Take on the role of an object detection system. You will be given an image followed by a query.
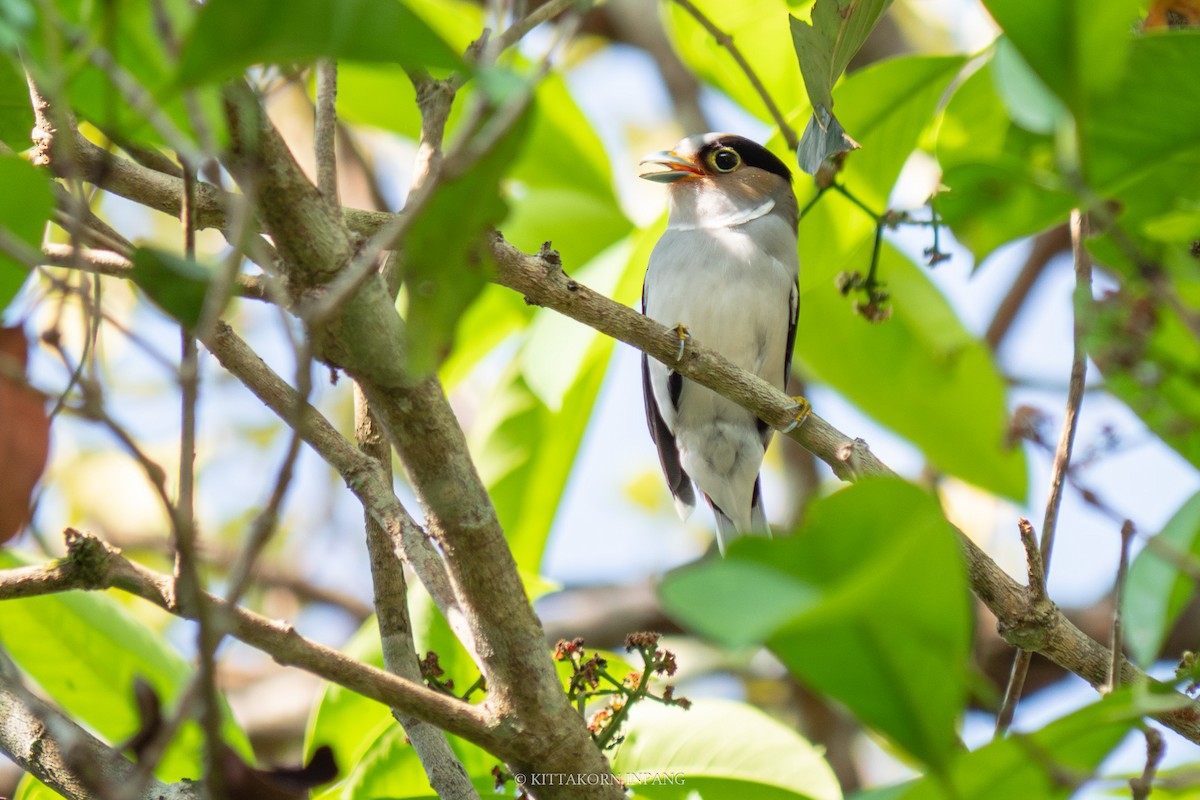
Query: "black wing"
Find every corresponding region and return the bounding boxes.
[784,278,799,385]
[641,284,695,513]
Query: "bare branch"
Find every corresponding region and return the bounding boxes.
[985,224,1071,350]
[39,244,270,301]
[995,209,1093,736]
[354,387,481,800]
[1130,726,1165,800]
[493,0,579,54]
[200,322,471,650]
[1107,520,1136,694]
[314,60,339,207]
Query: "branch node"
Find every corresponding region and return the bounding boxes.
[537,241,562,270]
[63,528,116,587]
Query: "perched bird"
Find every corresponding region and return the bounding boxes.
[638,132,808,555]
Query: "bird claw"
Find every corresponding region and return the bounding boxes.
[672,323,690,362]
[781,395,812,433]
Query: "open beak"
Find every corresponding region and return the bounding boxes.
[638,150,703,183]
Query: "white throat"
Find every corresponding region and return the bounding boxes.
[667,196,776,231]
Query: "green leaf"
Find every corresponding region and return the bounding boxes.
[896,689,1176,800]
[790,0,895,114]
[661,479,972,768]
[177,0,462,85]
[832,54,967,209]
[798,243,1028,500]
[399,106,530,377]
[0,154,53,312]
[613,699,842,800]
[796,105,860,176]
[934,57,1072,263]
[666,0,806,128]
[0,549,250,781]
[0,55,33,149]
[1124,490,1200,666]
[129,247,217,330]
[20,0,225,150]
[981,0,1141,115]
[937,159,1074,263]
[1082,32,1200,192]
[990,36,1068,135]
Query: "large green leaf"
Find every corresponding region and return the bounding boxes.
[799,243,1028,500]
[613,699,842,800]
[1082,32,1200,190]
[0,550,250,781]
[0,55,33,149]
[661,479,971,768]
[790,0,894,114]
[829,54,966,210]
[981,0,1141,116]
[665,0,806,128]
[177,0,462,85]
[935,56,1072,263]
[896,689,1177,800]
[1124,490,1200,666]
[0,154,53,312]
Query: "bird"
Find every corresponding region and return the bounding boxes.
[638,132,808,555]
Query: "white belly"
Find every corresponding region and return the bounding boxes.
[643,217,796,529]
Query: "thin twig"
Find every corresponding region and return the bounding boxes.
[671,0,799,151]
[493,0,580,55]
[171,161,228,800]
[1107,520,1136,694]
[1130,726,1165,800]
[315,60,339,208]
[994,210,1092,738]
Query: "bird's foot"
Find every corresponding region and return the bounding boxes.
[672,323,690,362]
[781,395,812,433]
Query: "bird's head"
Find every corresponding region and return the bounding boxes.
[638,133,796,230]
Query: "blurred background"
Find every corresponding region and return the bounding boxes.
[4,0,1199,794]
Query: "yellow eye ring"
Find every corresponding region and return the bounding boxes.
[707,147,741,173]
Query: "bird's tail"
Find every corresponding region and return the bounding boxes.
[708,477,771,556]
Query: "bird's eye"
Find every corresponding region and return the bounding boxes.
[708,147,741,173]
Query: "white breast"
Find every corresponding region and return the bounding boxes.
[642,213,797,530]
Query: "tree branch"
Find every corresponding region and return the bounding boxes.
[482,232,1200,746]
[0,532,502,753]
[354,386,480,800]
[996,210,1093,736]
